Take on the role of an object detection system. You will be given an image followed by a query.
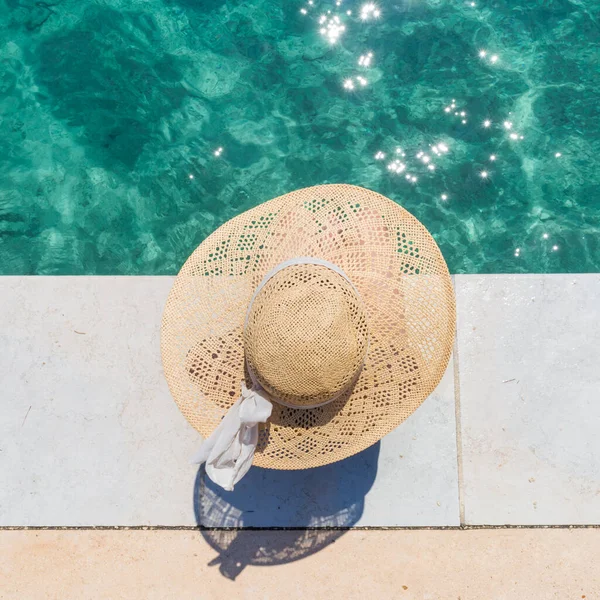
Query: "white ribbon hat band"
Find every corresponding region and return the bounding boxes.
[191,257,361,490]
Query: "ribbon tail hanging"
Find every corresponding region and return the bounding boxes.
[191,383,272,491]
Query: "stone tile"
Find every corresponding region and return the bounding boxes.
[2,529,599,597]
[0,277,199,526]
[197,357,459,527]
[456,274,600,525]
[0,277,458,527]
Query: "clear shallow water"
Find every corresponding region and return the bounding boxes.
[1,0,599,274]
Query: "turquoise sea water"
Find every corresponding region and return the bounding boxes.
[1,0,599,274]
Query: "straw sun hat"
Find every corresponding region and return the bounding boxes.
[161,184,455,490]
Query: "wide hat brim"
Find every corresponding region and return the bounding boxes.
[161,184,455,469]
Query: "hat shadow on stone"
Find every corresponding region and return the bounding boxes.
[193,441,379,580]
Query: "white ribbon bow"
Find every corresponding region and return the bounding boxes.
[191,382,273,491]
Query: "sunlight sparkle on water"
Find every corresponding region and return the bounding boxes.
[387,160,406,174]
[360,3,381,20]
[343,76,368,90]
[358,52,373,67]
[431,142,449,156]
[320,15,345,44]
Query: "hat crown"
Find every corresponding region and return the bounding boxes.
[244,264,368,408]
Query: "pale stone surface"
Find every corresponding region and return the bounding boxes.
[0,277,459,527]
[1,529,599,598]
[0,277,199,526]
[456,274,600,525]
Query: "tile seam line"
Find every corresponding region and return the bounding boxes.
[451,277,465,525]
[2,525,600,531]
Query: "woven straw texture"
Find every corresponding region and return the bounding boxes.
[161,184,455,469]
[245,264,369,408]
